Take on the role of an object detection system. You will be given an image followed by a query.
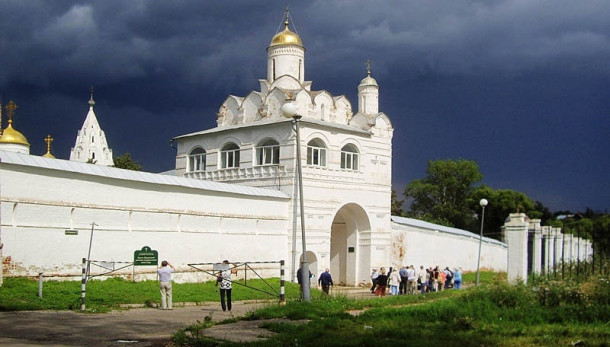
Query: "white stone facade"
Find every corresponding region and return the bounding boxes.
[173,16,393,285]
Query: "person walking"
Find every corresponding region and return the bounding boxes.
[399,266,408,295]
[296,267,312,299]
[318,268,334,294]
[218,260,232,311]
[407,265,417,295]
[418,266,428,294]
[157,260,174,310]
[370,269,379,293]
[453,268,463,290]
[389,268,401,295]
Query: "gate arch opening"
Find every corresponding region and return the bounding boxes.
[330,203,371,286]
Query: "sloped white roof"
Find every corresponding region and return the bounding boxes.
[0,150,289,199]
[391,215,507,247]
[174,117,370,140]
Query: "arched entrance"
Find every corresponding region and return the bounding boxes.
[330,203,371,286]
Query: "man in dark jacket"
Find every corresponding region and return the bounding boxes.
[318,268,334,294]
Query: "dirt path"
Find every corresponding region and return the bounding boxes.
[0,301,269,346]
[0,287,385,346]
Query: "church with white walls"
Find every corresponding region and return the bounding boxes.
[0,12,515,287]
[172,14,394,284]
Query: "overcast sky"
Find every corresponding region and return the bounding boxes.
[0,1,608,213]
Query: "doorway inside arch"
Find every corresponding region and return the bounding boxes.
[299,251,318,286]
[330,203,371,286]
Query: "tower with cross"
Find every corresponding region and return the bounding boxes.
[69,87,114,166]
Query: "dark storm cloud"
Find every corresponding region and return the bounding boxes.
[0,1,608,211]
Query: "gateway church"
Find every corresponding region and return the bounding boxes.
[0,12,509,286]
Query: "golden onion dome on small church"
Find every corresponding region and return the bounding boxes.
[0,124,30,146]
[0,100,30,146]
[270,10,303,47]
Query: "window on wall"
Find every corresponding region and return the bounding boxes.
[341,144,359,171]
[307,139,327,167]
[221,143,240,169]
[256,139,280,166]
[188,147,206,172]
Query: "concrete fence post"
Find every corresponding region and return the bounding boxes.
[529,219,542,276]
[542,226,551,276]
[504,213,530,284]
[38,272,43,298]
[554,228,563,274]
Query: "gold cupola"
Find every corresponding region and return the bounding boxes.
[269,9,303,47]
[0,100,30,147]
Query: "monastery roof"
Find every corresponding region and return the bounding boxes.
[0,150,289,200]
[391,215,507,248]
[175,117,371,140]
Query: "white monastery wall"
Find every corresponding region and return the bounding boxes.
[0,151,289,282]
[391,216,508,272]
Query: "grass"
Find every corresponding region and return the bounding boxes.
[3,270,609,345]
[0,277,301,312]
[0,270,496,312]
[173,271,610,346]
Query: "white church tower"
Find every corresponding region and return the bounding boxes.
[70,87,114,166]
[173,10,393,286]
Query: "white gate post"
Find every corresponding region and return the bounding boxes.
[529,219,542,276]
[504,213,529,284]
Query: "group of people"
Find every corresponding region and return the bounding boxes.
[156,259,234,311]
[159,260,337,312]
[370,265,463,296]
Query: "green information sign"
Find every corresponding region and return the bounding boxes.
[134,246,158,266]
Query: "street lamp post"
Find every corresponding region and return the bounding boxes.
[475,198,488,286]
[281,101,310,301]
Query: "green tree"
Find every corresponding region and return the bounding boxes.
[391,189,405,216]
[113,153,142,171]
[404,159,483,229]
[470,186,541,240]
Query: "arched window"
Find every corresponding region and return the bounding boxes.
[221,142,240,169]
[188,147,206,172]
[256,139,280,166]
[341,144,359,171]
[307,139,327,167]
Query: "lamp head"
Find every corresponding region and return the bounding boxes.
[281,102,297,119]
[479,198,488,207]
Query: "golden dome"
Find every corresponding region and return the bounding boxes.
[270,22,303,47]
[0,123,30,146]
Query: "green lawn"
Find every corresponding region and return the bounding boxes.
[0,277,300,312]
[174,273,610,346]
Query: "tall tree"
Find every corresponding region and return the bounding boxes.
[404,159,483,229]
[113,153,142,171]
[470,185,541,240]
